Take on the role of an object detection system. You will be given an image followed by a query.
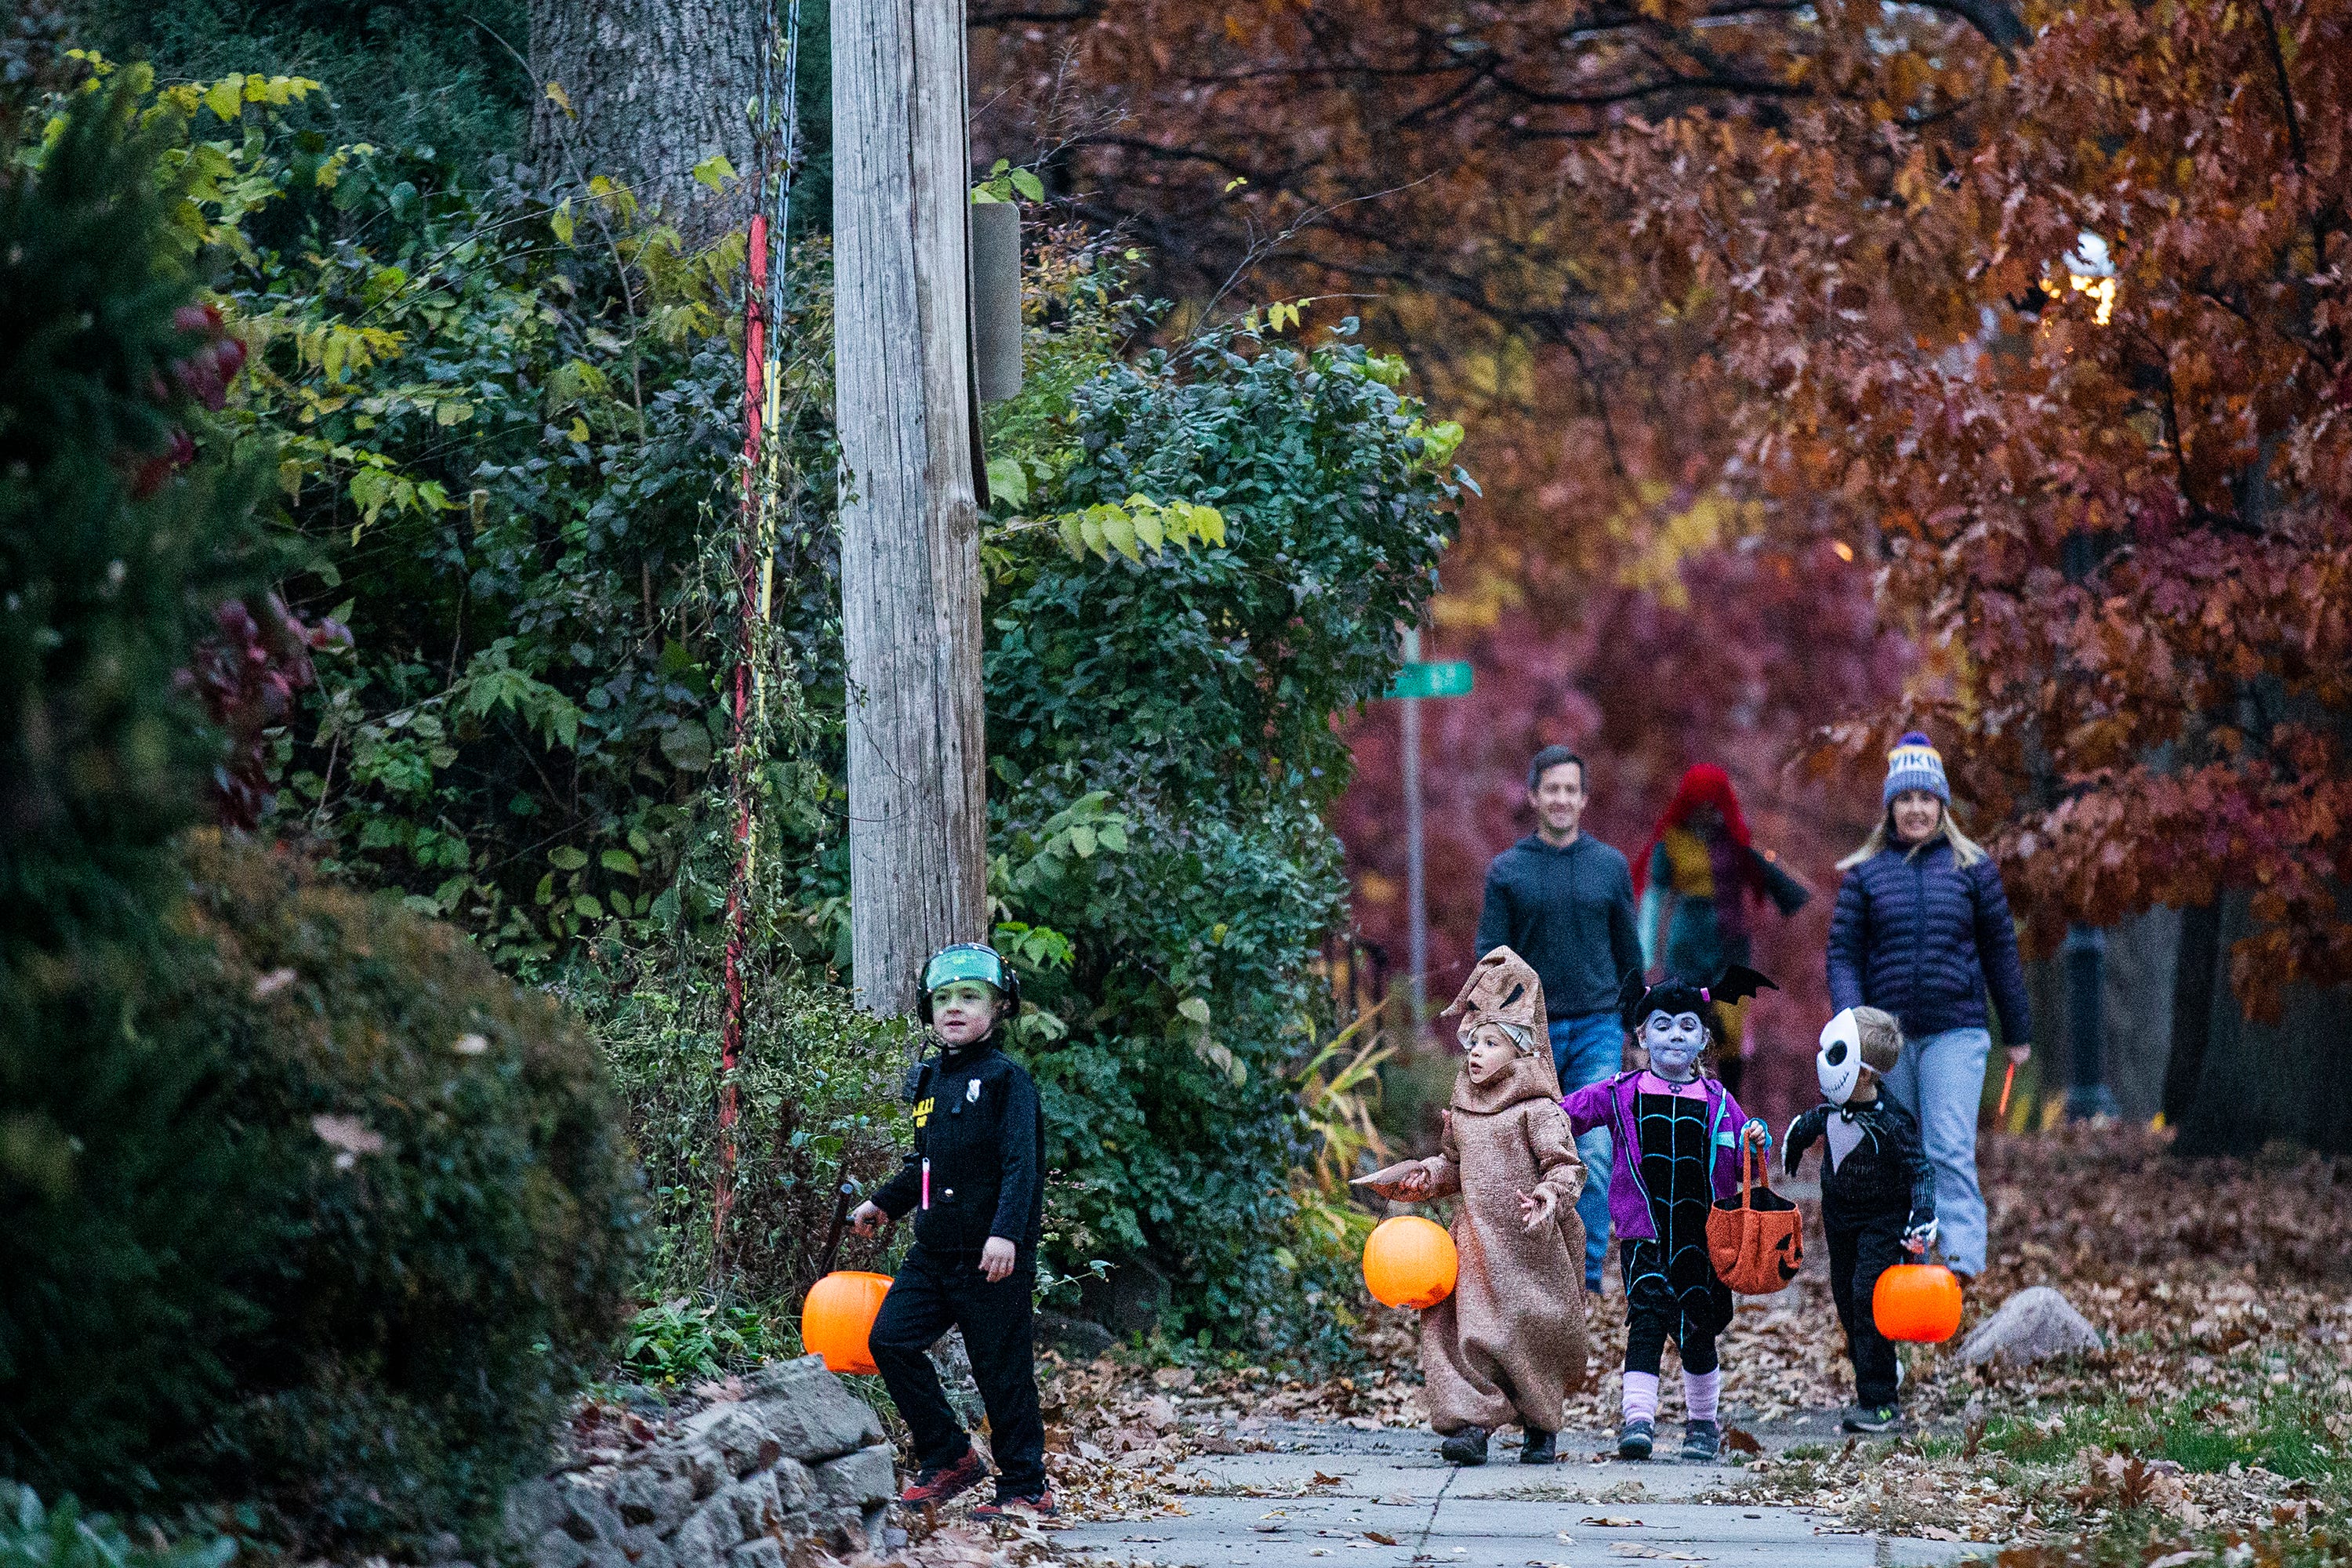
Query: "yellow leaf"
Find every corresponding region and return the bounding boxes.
[568,417,590,443]
[1133,503,1165,552]
[543,80,575,118]
[1078,514,1108,560]
[1058,515,1086,558]
[203,77,241,122]
[1102,511,1141,562]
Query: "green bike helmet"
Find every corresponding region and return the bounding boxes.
[917,942,1018,1020]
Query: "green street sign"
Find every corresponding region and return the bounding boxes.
[1386,660,1474,700]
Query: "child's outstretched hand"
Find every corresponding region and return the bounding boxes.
[1396,1165,1434,1200]
[1517,1187,1558,1233]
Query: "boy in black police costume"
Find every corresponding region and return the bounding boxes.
[849,943,1052,1519]
[1780,1006,1937,1435]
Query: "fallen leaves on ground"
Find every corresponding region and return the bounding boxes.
[1706,1130,2352,1547]
[1033,1128,2350,1549]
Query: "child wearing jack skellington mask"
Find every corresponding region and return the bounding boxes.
[1563,968,1775,1464]
[1782,1007,1938,1435]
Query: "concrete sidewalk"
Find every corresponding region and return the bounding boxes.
[1056,1422,1990,1568]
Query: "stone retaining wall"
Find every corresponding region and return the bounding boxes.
[510,1357,896,1568]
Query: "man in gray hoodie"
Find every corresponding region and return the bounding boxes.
[1474,745,1642,1292]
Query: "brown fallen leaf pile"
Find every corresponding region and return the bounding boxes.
[1704,1129,2352,1545]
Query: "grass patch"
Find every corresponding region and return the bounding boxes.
[1983,1386,2348,1482]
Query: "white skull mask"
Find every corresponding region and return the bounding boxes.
[1817,1009,1864,1105]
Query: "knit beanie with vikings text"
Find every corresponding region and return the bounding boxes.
[1883,731,1950,806]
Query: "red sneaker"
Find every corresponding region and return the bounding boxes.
[970,1490,1057,1523]
[898,1446,989,1506]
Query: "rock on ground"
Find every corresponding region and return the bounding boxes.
[1958,1286,2104,1371]
[510,1355,895,1568]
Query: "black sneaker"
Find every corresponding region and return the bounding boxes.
[1519,1428,1558,1465]
[1681,1419,1720,1462]
[899,1446,989,1505]
[970,1490,1057,1523]
[1439,1426,1490,1466]
[1842,1403,1901,1434]
[1617,1417,1654,1460]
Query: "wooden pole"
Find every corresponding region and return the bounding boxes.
[833,0,988,1015]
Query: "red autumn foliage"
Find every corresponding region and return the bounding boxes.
[981,0,2349,1027]
[1596,0,2352,1017]
[180,594,349,832]
[136,302,348,831]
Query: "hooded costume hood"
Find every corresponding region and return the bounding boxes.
[1443,947,1563,1112]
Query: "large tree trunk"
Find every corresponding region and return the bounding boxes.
[833,0,988,1014]
[528,0,760,241]
[2171,890,2352,1157]
[2161,898,2221,1126]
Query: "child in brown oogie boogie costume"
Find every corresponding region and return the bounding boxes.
[1356,948,1592,1467]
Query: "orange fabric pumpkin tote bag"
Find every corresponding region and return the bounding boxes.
[1707,1145,1804,1294]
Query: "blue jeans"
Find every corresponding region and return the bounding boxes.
[1548,1013,1623,1290]
[1880,1025,1992,1277]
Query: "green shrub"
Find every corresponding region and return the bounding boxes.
[619,1298,800,1388]
[588,949,909,1293]
[0,1486,233,1568]
[164,833,642,1554]
[0,49,278,1513]
[2,60,640,1554]
[978,307,1461,1343]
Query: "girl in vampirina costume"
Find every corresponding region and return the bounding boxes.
[1634,766,1811,1098]
[1563,967,1774,1463]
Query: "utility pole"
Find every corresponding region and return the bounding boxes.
[833,0,988,1015]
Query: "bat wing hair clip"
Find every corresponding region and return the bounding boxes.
[1619,964,1779,1029]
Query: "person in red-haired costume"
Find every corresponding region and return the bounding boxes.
[1634,765,1812,1098]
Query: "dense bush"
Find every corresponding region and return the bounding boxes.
[3,56,640,1555]
[590,951,909,1291]
[0,1486,232,1568]
[981,310,1461,1340]
[1,47,280,1507]
[170,833,641,1553]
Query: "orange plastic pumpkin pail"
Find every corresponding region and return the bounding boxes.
[1872,1262,1964,1343]
[1363,1214,1459,1310]
[802,1269,894,1374]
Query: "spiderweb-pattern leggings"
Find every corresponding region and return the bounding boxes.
[1620,1091,1733,1378]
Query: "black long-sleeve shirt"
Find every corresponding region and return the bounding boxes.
[872,1038,1045,1256]
[1475,833,1642,1018]
[1783,1096,1936,1234]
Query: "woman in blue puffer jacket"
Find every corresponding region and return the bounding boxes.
[1826,733,2032,1283]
